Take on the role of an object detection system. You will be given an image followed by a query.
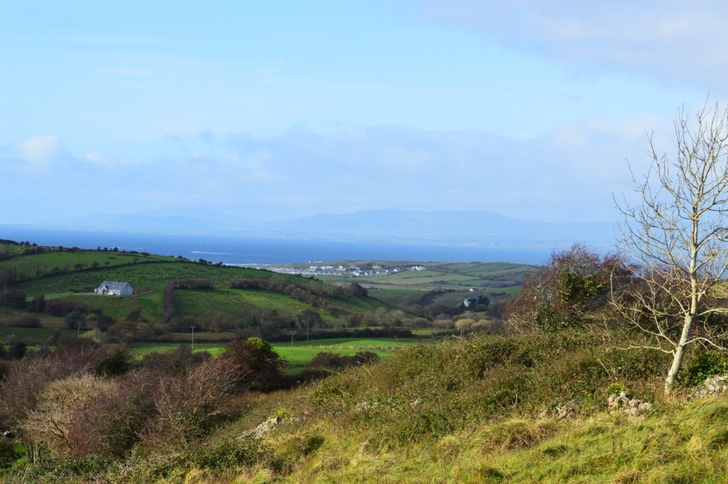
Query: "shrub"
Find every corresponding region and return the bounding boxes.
[7,341,26,360]
[93,313,116,332]
[505,244,626,332]
[0,350,99,435]
[682,350,728,387]
[67,372,156,458]
[347,283,368,297]
[433,319,455,329]
[149,358,238,445]
[0,290,26,310]
[20,374,114,457]
[64,311,87,331]
[2,314,41,328]
[126,308,142,322]
[105,320,145,342]
[28,294,45,313]
[455,318,476,332]
[55,335,98,351]
[221,337,282,391]
[91,345,130,377]
[45,300,83,317]
[140,345,210,377]
[0,437,20,468]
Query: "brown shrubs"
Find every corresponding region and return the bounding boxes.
[66,372,157,458]
[0,349,97,431]
[21,374,113,457]
[150,358,238,444]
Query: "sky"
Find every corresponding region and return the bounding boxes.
[0,0,723,224]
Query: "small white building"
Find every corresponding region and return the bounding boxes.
[95,281,134,296]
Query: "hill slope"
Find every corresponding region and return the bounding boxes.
[5,330,727,483]
[0,246,405,338]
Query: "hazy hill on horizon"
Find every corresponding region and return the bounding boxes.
[38,209,616,250]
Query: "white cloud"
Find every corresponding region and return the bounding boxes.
[18,135,64,165]
[0,120,669,224]
[421,0,728,90]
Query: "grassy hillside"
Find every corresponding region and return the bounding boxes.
[4,254,396,322]
[7,330,727,483]
[0,247,173,275]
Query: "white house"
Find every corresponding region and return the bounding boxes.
[94,281,134,296]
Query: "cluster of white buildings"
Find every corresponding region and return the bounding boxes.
[268,264,427,277]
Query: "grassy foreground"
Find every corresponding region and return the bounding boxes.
[258,397,728,483]
[11,330,724,483]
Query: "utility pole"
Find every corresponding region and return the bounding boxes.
[290,330,296,360]
[77,321,82,337]
[190,325,196,351]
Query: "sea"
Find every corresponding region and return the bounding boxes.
[0,226,553,266]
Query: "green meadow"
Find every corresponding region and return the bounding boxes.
[129,337,421,366]
[306,260,533,296]
[6,252,400,322]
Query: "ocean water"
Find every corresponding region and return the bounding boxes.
[0,226,552,265]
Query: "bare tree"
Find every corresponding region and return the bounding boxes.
[615,101,728,395]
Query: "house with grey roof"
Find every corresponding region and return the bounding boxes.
[94,281,134,296]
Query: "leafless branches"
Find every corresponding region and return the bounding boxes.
[615,101,728,395]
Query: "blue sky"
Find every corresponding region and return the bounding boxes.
[0,1,720,224]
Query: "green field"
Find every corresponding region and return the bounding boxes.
[0,248,175,279]
[0,326,75,345]
[129,337,422,366]
[304,260,533,294]
[6,254,401,322]
[131,342,227,357]
[270,337,419,365]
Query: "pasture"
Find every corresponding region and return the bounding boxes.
[7,256,398,321]
[129,337,422,366]
[303,260,533,294]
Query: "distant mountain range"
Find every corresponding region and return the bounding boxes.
[39,209,617,250]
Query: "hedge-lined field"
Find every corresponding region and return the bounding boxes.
[129,337,422,366]
[5,253,401,322]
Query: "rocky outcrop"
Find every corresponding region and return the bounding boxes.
[556,401,580,420]
[241,416,283,439]
[608,391,652,416]
[537,401,580,420]
[695,375,728,397]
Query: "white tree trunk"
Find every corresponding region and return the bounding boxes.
[664,313,693,395]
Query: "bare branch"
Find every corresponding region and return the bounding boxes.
[614,99,728,396]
